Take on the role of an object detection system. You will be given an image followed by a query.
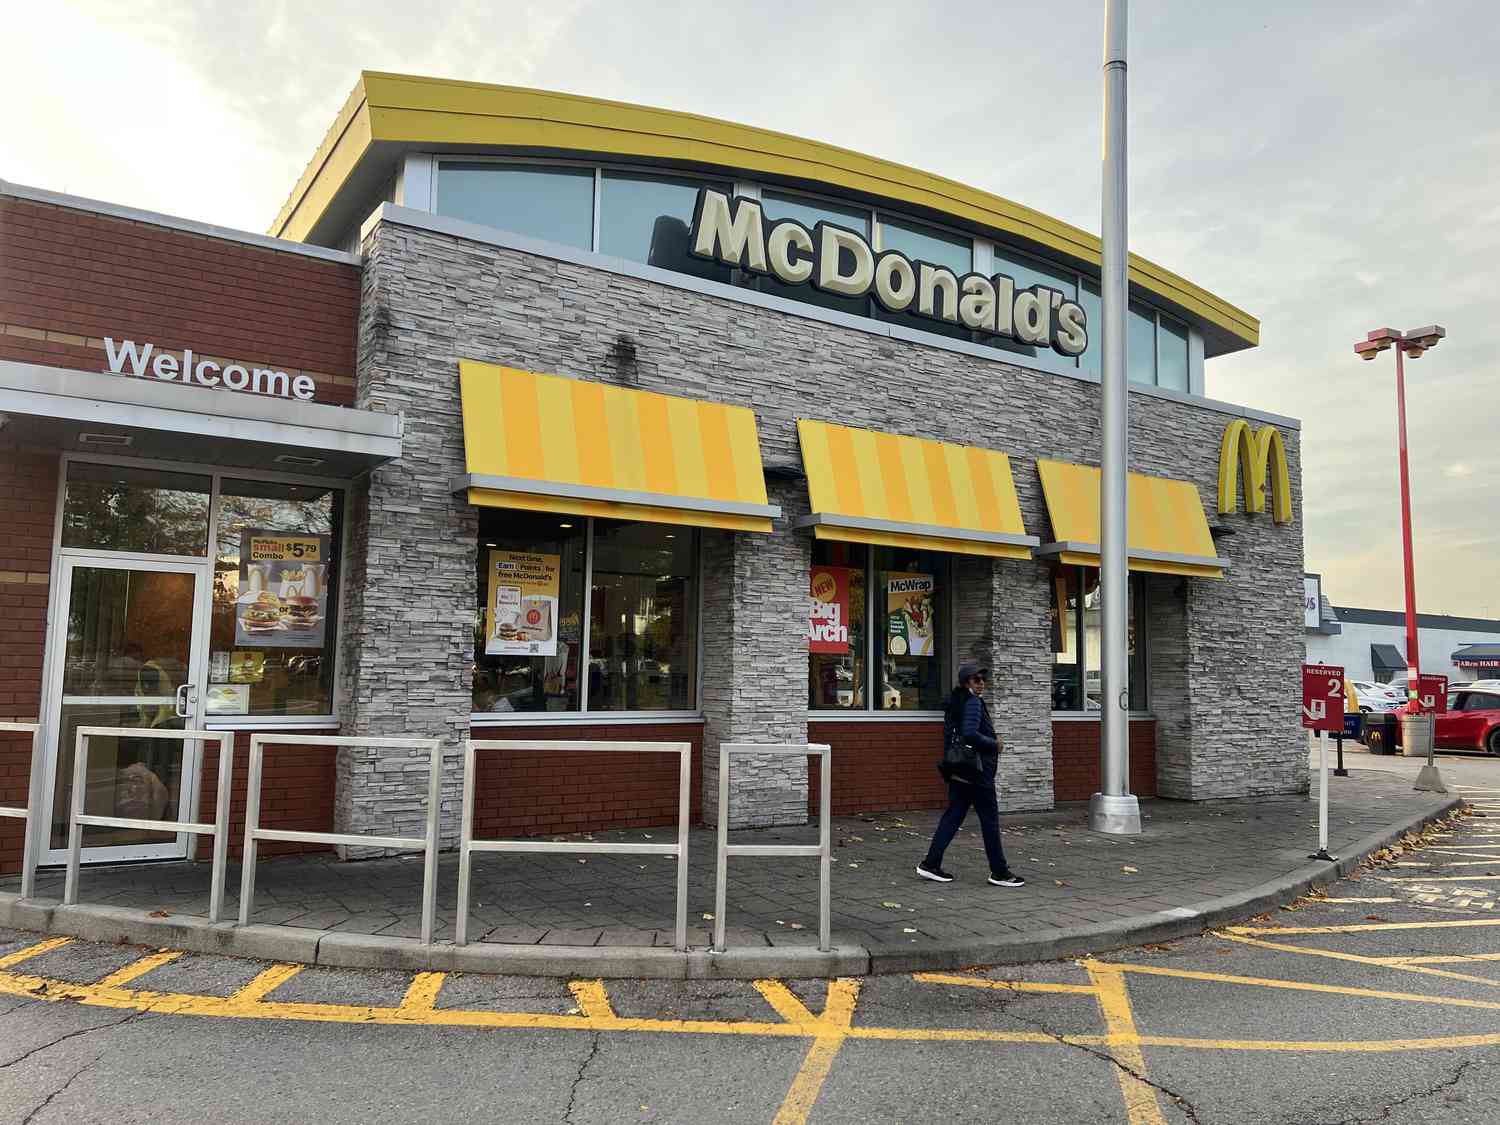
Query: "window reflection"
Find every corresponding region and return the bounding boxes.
[875,217,972,342]
[1128,302,1158,385]
[589,521,697,711]
[1053,566,1148,712]
[62,463,210,556]
[600,171,730,282]
[1157,315,1190,392]
[759,192,871,318]
[436,163,594,250]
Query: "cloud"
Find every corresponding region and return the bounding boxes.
[1443,463,1475,479]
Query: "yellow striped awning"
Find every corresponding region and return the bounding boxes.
[1035,459,1226,578]
[794,420,1038,559]
[455,361,779,532]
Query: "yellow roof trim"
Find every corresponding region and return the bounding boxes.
[458,360,776,533]
[273,71,1257,350]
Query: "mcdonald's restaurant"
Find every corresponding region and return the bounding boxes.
[0,72,1307,879]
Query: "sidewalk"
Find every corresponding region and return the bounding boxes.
[0,768,1463,978]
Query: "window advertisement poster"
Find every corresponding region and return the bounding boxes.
[809,565,852,654]
[235,530,330,648]
[1303,574,1321,630]
[485,550,561,656]
[886,572,935,657]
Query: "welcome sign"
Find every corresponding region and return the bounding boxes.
[689,188,1088,357]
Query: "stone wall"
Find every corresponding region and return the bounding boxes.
[339,213,1305,837]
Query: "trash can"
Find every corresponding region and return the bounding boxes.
[1363,712,1400,755]
[1401,712,1435,759]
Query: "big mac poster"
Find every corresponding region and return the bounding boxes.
[809,565,852,653]
[234,530,331,648]
[485,550,561,656]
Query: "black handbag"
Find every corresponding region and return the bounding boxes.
[941,723,981,781]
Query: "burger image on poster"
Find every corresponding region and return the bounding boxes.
[887,574,935,658]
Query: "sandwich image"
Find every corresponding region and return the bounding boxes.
[282,595,320,630]
[240,591,284,632]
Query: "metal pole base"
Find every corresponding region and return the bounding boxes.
[1088,792,1142,835]
[1308,849,1339,862]
[1413,764,1448,794]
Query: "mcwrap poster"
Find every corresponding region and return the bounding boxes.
[486,550,561,656]
[234,530,330,648]
[808,565,852,654]
[886,572,935,657]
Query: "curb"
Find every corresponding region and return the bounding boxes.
[0,797,1463,979]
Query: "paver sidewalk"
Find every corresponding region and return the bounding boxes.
[0,768,1461,973]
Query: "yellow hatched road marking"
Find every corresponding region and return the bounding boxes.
[96,950,183,988]
[0,937,72,969]
[754,980,819,1026]
[399,972,447,1016]
[1217,932,1500,990]
[1398,859,1500,867]
[1381,952,1500,966]
[1084,961,1168,1125]
[567,979,618,1020]
[227,963,304,1004]
[1227,918,1500,936]
[1322,897,1398,904]
[1112,961,1500,1011]
[1381,875,1500,883]
[913,971,1098,995]
[772,979,861,1125]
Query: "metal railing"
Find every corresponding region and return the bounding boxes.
[65,726,235,922]
[714,742,832,953]
[0,722,42,899]
[240,734,443,944]
[457,739,692,950]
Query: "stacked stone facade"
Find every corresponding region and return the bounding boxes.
[338,212,1306,839]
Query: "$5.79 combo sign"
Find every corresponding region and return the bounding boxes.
[1301,664,1345,732]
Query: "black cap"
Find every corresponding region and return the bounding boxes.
[957,663,989,685]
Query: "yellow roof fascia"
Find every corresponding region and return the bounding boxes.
[273,71,1258,349]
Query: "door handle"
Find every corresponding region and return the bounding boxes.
[174,683,196,719]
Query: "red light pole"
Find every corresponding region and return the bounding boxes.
[1353,325,1446,793]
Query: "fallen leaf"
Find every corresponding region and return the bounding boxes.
[1054,879,1069,887]
[702,913,714,921]
[789,923,804,930]
[881,901,903,909]
[902,927,918,934]
[149,910,169,918]
[1122,865,1138,874]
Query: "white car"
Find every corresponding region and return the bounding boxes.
[1350,680,1405,713]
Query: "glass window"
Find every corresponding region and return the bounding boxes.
[1078,279,1102,377]
[875,546,949,711]
[759,191,871,318]
[473,511,586,714]
[211,480,343,717]
[436,163,594,250]
[589,521,697,711]
[599,171,730,283]
[1128,302,1158,385]
[1056,567,1147,713]
[1157,315,1190,392]
[876,216,972,341]
[809,542,868,710]
[62,462,211,556]
[997,246,1077,300]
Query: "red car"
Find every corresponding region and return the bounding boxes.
[1437,684,1500,755]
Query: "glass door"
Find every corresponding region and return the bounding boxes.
[43,557,208,864]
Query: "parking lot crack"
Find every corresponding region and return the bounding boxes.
[20,1050,104,1125]
[0,1009,144,1072]
[562,1031,601,1124]
[1313,1057,1485,1125]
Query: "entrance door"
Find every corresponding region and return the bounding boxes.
[42,557,208,864]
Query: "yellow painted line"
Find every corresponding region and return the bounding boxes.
[95,950,183,989]
[1381,875,1500,883]
[913,972,1098,996]
[1084,961,1167,1125]
[1134,1032,1500,1053]
[1399,859,1500,867]
[1111,961,1500,1012]
[1226,918,1500,936]
[773,979,861,1125]
[846,1026,1067,1044]
[1381,952,1500,966]
[0,937,72,969]
[399,972,447,1016]
[1322,897,1398,904]
[567,979,618,1020]
[228,963,304,1003]
[1216,932,1500,990]
[754,979,819,1026]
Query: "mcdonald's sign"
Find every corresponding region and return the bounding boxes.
[1217,420,1292,524]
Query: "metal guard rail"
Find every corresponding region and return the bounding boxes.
[240,734,444,945]
[0,722,42,899]
[714,742,832,953]
[65,726,234,922]
[457,739,692,950]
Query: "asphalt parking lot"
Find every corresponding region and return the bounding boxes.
[2,783,1498,1124]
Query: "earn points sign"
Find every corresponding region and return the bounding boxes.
[688,188,1089,358]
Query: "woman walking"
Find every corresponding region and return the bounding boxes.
[917,663,1025,887]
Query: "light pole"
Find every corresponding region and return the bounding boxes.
[1089,0,1140,835]
[1353,324,1447,793]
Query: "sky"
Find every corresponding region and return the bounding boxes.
[4,0,1496,617]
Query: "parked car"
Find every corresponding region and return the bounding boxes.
[1350,680,1404,713]
[1436,685,1500,755]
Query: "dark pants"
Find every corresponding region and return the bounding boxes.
[923,759,1009,876]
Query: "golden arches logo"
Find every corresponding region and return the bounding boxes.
[1218,420,1292,524]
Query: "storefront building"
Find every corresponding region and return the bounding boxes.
[1,72,1306,874]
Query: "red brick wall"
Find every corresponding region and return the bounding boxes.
[1052,719,1158,802]
[470,723,704,838]
[196,732,337,859]
[0,450,57,873]
[808,720,948,817]
[0,195,360,406]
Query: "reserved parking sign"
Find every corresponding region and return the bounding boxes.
[1302,664,1345,732]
